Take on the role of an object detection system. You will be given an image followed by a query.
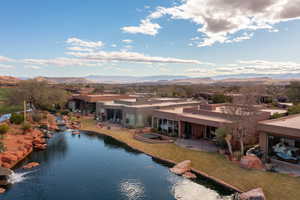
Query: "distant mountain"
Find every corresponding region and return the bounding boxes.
[34,77,93,84]
[85,75,190,83]
[212,73,300,80]
[0,76,20,85]
[15,73,300,85]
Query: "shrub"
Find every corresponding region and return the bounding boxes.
[0,123,9,135]
[32,112,42,123]
[10,113,24,124]
[288,104,300,115]
[270,112,286,119]
[215,127,230,148]
[21,122,32,134]
[0,141,6,153]
[60,110,69,116]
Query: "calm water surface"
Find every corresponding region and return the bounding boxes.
[2,130,234,200]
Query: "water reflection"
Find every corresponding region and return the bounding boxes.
[2,129,234,200]
[119,179,145,200]
[84,131,141,155]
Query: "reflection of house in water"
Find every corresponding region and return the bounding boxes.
[96,98,200,128]
[152,104,271,146]
[258,114,300,168]
[68,94,135,115]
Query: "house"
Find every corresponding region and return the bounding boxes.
[258,114,300,168]
[152,103,271,145]
[96,97,201,128]
[68,94,136,115]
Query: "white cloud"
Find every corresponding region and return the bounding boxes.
[67,46,94,52]
[22,57,103,67]
[124,0,300,46]
[121,19,161,36]
[66,37,104,48]
[111,44,117,48]
[66,50,208,65]
[0,64,14,69]
[186,60,300,76]
[0,56,13,62]
[122,39,133,44]
[24,65,41,70]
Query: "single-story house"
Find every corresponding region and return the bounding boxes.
[96,98,201,128]
[258,114,300,168]
[152,104,271,145]
[68,94,136,115]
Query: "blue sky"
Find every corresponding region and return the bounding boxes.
[1,0,300,77]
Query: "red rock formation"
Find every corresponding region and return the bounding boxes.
[182,171,197,179]
[170,160,192,175]
[239,188,266,200]
[22,162,40,169]
[240,155,265,170]
[0,187,6,194]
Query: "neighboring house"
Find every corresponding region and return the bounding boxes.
[258,114,300,168]
[68,94,136,115]
[96,98,201,128]
[152,103,271,145]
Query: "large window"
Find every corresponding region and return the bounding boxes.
[268,135,300,164]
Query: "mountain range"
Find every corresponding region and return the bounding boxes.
[1,73,300,85]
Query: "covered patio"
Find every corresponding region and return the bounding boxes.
[175,138,219,152]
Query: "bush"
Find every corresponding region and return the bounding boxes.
[0,141,6,153]
[288,104,300,115]
[10,113,24,124]
[0,123,9,135]
[215,127,230,148]
[270,112,286,119]
[32,112,42,123]
[60,110,69,116]
[21,122,32,134]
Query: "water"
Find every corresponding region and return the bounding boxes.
[1,130,234,200]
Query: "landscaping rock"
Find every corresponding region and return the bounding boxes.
[182,171,197,179]
[170,160,191,175]
[239,188,266,200]
[240,155,265,170]
[0,187,6,194]
[22,162,40,169]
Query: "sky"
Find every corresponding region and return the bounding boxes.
[1,0,300,78]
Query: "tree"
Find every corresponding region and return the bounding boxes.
[215,127,233,155]
[6,80,70,111]
[212,93,229,104]
[287,81,300,104]
[222,87,261,155]
[0,123,9,135]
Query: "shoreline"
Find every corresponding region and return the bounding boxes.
[81,127,243,193]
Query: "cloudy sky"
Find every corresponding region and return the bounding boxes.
[1,0,300,78]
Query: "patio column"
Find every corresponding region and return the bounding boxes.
[178,121,183,138]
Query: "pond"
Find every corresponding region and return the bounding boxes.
[2,130,235,200]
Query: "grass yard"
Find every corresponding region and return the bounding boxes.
[81,117,300,200]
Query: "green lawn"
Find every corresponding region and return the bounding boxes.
[81,118,300,200]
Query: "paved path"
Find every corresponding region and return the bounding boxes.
[175,138,219,153]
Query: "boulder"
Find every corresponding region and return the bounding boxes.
[240,155,265,170]
[170,160,191,175]
[22,162,40,169]
[0,187,6,194]
[239,188,266,200]
[182,171,197,179]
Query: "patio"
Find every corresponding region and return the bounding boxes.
[175,138,219,152]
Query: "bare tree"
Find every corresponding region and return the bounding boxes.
[223,87,261,155]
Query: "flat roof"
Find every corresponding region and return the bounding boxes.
[103,100,200,108]
[259,114,300,130]
[157,107,231,124]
